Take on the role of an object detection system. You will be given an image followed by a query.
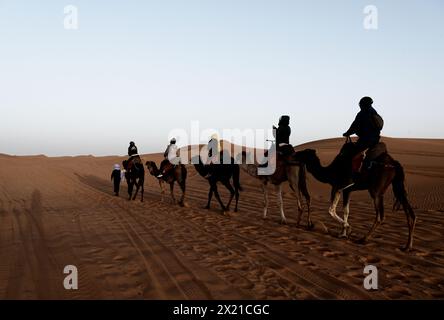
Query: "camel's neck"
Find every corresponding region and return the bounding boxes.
[240,163,259,178]
[149,165,160,177]
[193,162,208,177]
[305,156,333,184]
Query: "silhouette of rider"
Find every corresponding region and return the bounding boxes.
[343,96,382,154]
[342,96,384,188]
[128,141,138,157]
[127,141,139,171]
[273,115,293,156]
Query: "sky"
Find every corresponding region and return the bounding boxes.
[0,0,443,156]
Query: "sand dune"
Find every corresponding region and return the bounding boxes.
[0,137,443,299]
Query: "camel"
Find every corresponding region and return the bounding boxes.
[145,160,187,206]
[192,154,241,213]
[239,151,312,227]
[122,158,144,202]
[293,141,416,251]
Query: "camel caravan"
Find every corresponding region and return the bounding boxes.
[114,97,416,251]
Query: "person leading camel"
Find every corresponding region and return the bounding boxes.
[157,138,180,178]
[111,164,122,196]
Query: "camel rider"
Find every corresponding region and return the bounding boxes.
[128,141,138,157]
[207,134,220,164]
[157,138,180,178]
[342,96,384,188]
[204,134,220,179]
[127,141,140,171]
[273,115,293,156]
[343,96,383,154]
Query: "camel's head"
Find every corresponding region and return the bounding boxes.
[145,161,155,174]
[122,160,128,170]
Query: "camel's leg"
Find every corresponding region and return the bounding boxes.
[329,188,345,225]
[159,180,165,202]
[140,181,144,202]
[401,198,416,251]
[300,184,313,229]
[212,184,227,212]
[179,181,186,206]
[132,182,140,200]
[306,197,313,229]
[360,195,383,243]
[340,190,352,238]
[262,183,269,219]
[276,184,287,224]
[234,186,240,213]
[222,181,235,212]
[205,188,213,209]
[127,182,133,201]
[169,182,176,204]
[287,173,302,225]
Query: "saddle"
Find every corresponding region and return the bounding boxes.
[352,142,388,173]
[128,155,142,172]
[258,144,299,170]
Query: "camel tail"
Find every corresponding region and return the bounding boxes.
[233,165,243,192]
[392,161,412,212]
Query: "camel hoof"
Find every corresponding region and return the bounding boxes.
[401,245,412,252]
[204,205,210,210]
[234,208,238,213]
[356,237,368,245]
[280,219,287,225]
[307,222,315,230]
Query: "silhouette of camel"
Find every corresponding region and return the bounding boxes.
[192,153,241,214]
[145,160,187,206]
[122,158,144,202]
[239,151,311,227]
[293,141,416,251]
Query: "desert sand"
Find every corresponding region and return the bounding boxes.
[0,137,443,299]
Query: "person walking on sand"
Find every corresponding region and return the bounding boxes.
[111,164,122,196]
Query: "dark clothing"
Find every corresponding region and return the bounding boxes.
[274,124,292,157]
[128,145,138,157]
[111,169,121,196]
[344,106,381,140]
[354,135,381,154]
[276,125,291,146]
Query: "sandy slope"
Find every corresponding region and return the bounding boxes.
[0,137,443,299]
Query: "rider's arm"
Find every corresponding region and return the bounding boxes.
[344,114,359,136]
